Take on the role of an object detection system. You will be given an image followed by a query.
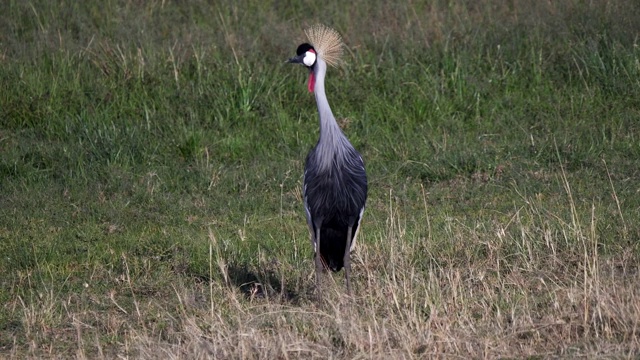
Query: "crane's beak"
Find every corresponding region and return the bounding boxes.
[287,54,305,64]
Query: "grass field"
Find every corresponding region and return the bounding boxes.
[2,0,640,358]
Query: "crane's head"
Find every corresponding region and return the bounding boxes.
[288,43,317,68]
[287,43,318,92]
[287,24,343,93]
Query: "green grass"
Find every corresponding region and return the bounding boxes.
[2,0,640,358]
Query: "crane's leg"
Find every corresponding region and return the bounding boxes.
[344,225,353,295]
[314,225,323,295]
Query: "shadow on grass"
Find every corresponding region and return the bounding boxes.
[228,264,301,301]
[188,262,304,303]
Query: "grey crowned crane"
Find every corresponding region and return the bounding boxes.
[287,25,368,294]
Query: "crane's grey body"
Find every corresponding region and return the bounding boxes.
[304,57,367,271]
[289,36,368,294]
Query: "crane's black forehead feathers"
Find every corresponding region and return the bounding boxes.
[296,43,315,56]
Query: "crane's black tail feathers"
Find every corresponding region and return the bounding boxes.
[319,226,349,272]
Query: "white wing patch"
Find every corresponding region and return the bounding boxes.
[302,172,317,252]
[350,206,365,252]
[304,199,317,252]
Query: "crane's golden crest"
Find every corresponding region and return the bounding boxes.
[305,24,344,68]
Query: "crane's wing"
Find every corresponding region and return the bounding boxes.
[303,146,367,256]
[303,170,317,252]
[346,153,367,252]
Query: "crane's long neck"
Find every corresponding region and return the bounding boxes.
[312,57,349,170]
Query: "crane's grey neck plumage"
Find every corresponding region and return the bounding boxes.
[312,57,350,172]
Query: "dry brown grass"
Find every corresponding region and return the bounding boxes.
[7,182,639,359]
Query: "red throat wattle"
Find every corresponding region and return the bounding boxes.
[308,72,316,93]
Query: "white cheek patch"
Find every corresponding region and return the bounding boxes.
[303,51,316,67]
